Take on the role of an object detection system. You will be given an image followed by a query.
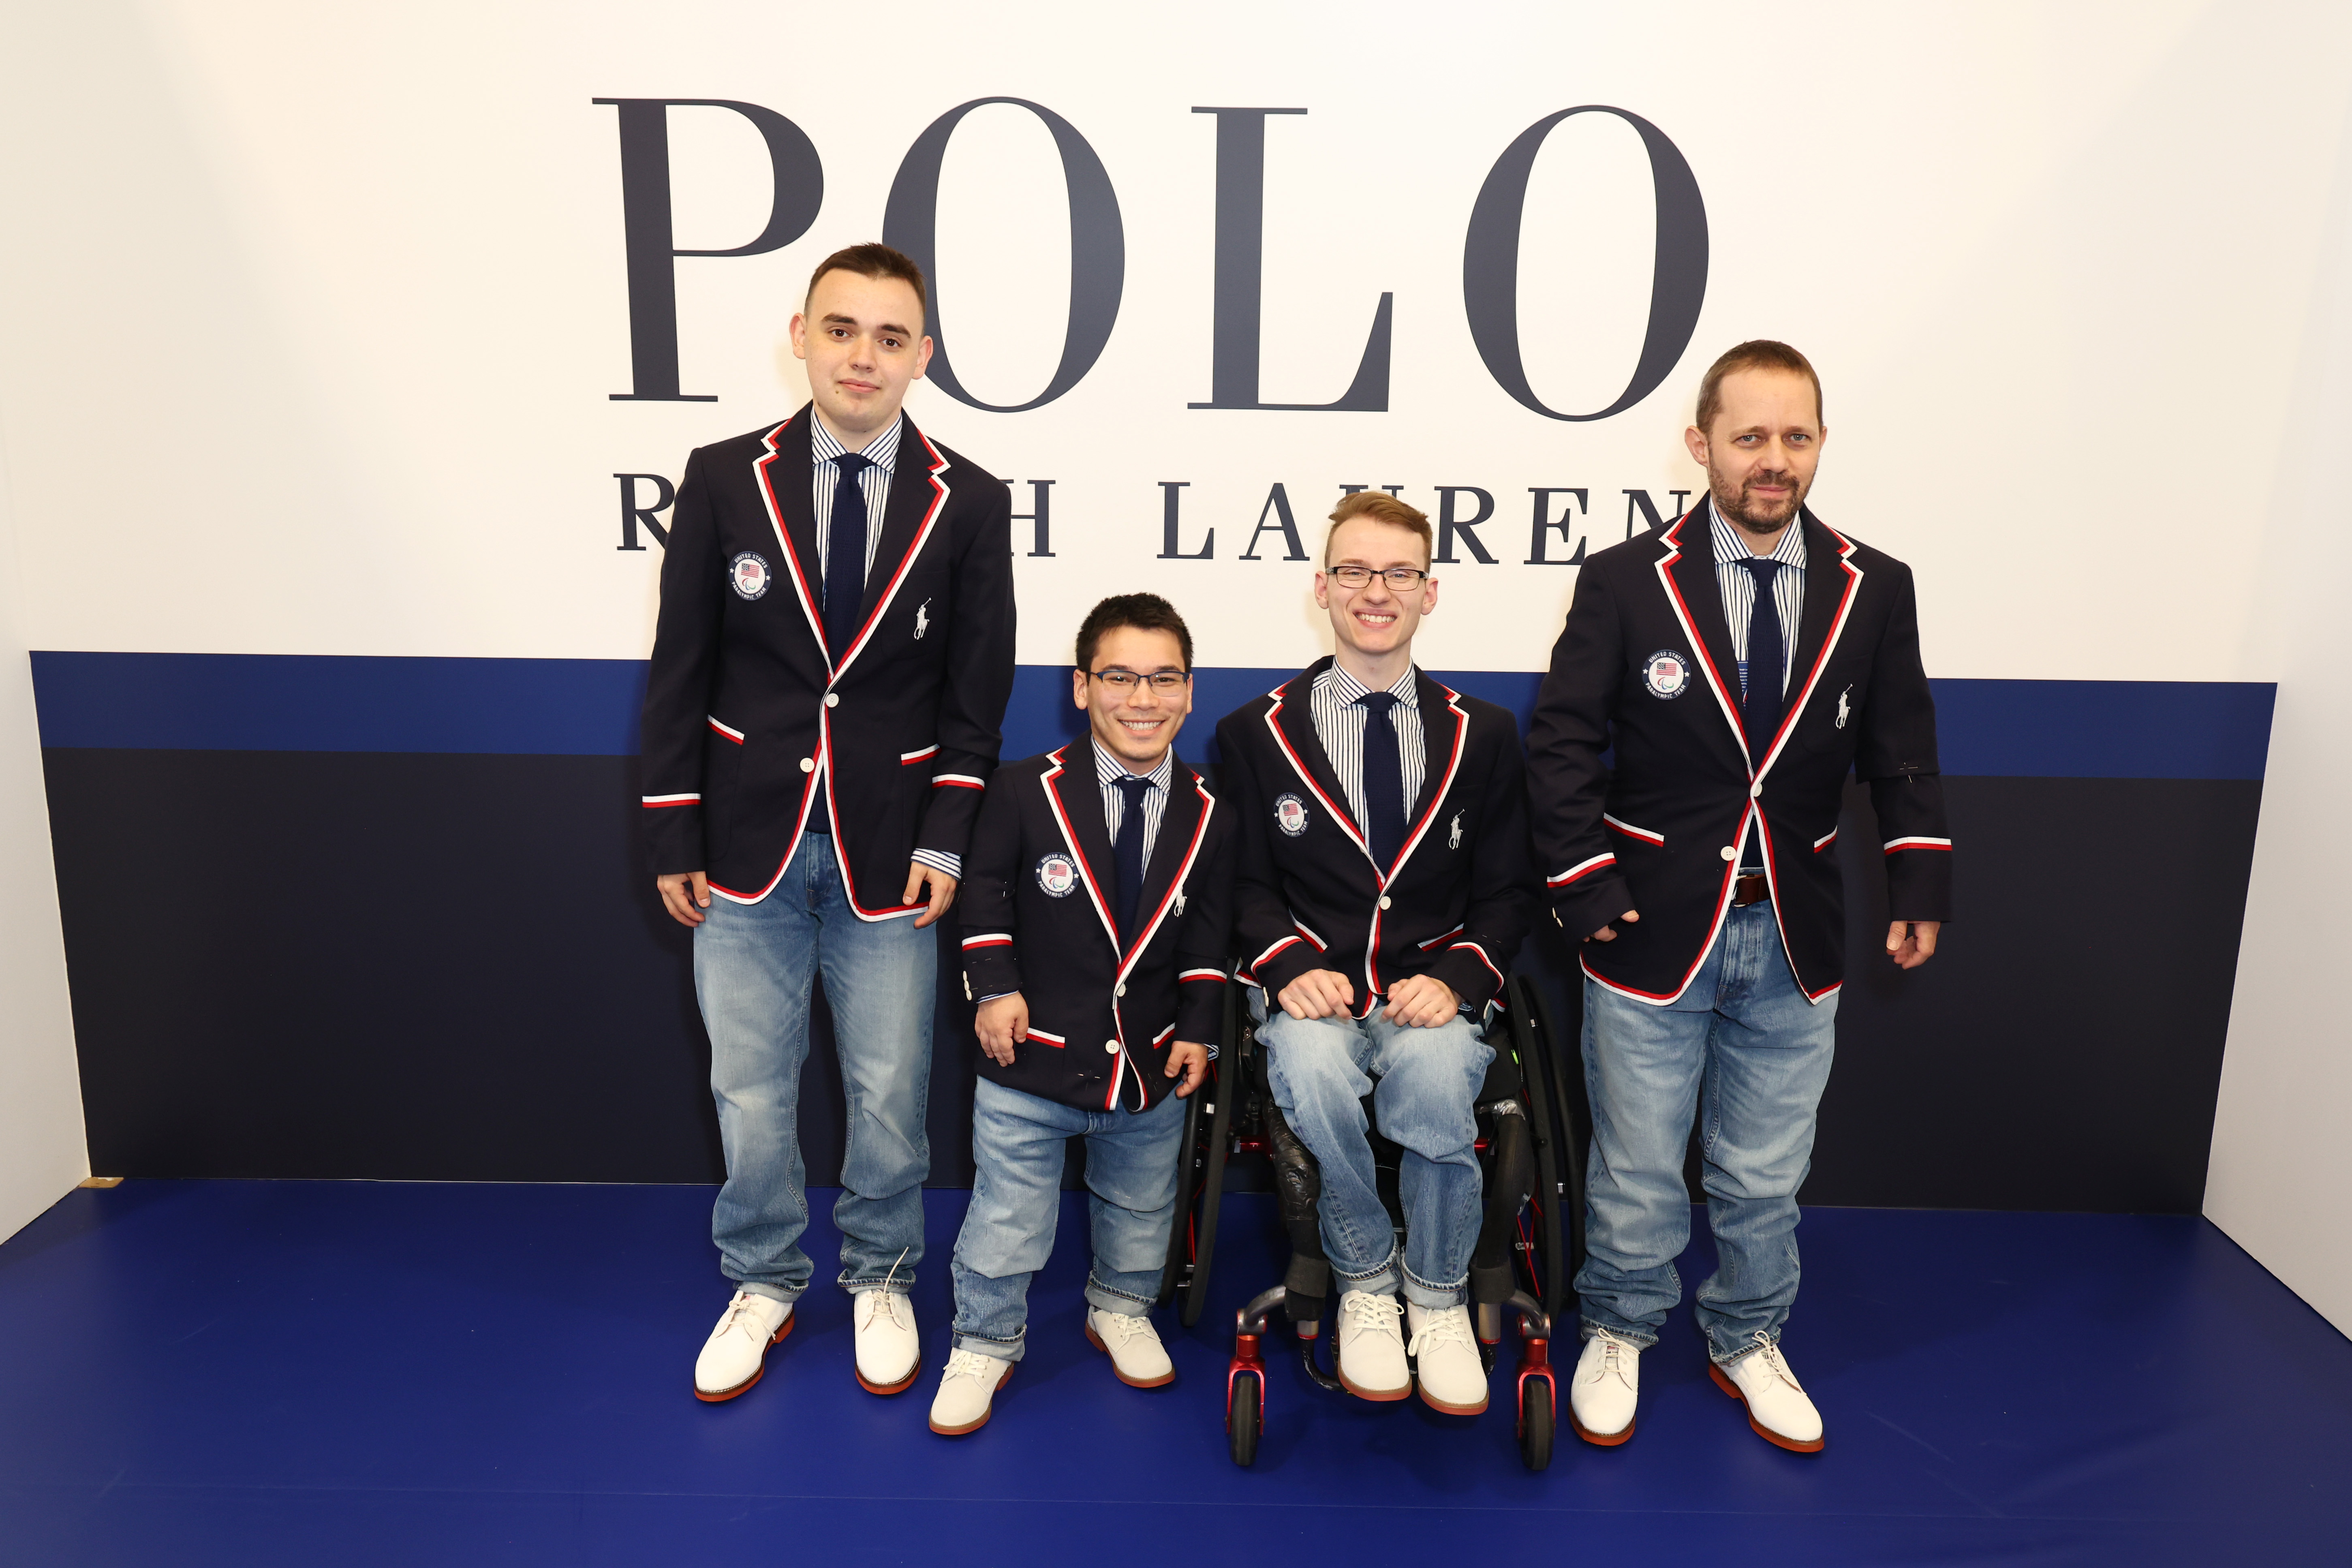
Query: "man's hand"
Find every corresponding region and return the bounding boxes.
[1587,909,1640,943]
[1277,969,1356,1020]
[1165,1041,1210,1097]
[1383,974,1460,1029]
[1886,920,1941,970]
[658,871,711,928]
[905,862,959,928]
[975,993,1028,1065]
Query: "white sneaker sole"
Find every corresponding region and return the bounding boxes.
[856,1349,923,1398]
[1336,1352,1411,1403]
[692,1313,794,1403]
[928,1360,1016,1436]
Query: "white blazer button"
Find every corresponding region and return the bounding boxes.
[1104,1040,1119,1054]
[824,692,839,708]
[1379,895,1392,910]
[1750,781,1762,798]
[800,757,816,773]
[1719,845,1736,861]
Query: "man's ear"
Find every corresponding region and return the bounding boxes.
[1071,667,1088,710]
[1683,424,1709,466]
[788,311,809,361]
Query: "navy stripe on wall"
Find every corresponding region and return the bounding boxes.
[28,652,2275,781]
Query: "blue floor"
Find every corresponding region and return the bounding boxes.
[2,1182,2347,1566]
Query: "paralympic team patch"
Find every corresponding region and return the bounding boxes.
[1642,648,1692,700]
[1036,853,1079,897]
[1274,793,1310,836]
[729,552,772,600]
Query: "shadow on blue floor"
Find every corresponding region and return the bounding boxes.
[2,1182,2348,1566]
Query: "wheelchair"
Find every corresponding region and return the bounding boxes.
[1155,971,1588,1470]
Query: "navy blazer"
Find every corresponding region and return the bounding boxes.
[959,748,1236,1114]
[1525,505,1952,1004]
[1214,660,1539,1018]
[639,406,1015,915]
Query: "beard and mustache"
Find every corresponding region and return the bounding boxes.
[1712,466,1806,535]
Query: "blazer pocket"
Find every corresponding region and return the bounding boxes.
[703,721,746,862]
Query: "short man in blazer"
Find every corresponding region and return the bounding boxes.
[641,244,1015,1405]
[1215,492,1539,1418]
[1527,341,1950,1454]
[928,594,1234,1436]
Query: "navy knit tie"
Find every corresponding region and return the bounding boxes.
[1739,557,1787,751]
[1112,774,1156,943]
[1357,691,1408,871]
[822,452,872,662]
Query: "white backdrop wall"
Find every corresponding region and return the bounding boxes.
[0,1,2347,678]
[2204,92,2352,1338]
[0,434,89,1243]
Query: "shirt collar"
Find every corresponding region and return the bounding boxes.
[1322,660,1420,708]
[1708,495,1807,569]
[809,410,903,475]
[1093,736,1174,793]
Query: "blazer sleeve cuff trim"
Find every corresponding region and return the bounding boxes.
[1549,851,1617,886]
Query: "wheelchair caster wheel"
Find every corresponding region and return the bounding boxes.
[1518,1376,1555,1472]
[1228,1375,1262,1467]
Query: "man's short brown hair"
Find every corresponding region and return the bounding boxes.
[1324,491,1433,567]
[1076,593,1194,672]
[1695,340,1822,434]
[806,242,928,321]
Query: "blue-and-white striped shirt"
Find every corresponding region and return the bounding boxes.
[1095,738,1174,869]
[809,412,901,585]
[1309,662,1426,835]
[1710,498,1806,700]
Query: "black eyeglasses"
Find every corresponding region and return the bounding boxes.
[1087,669,1190,693]
[1327,565,1432,590]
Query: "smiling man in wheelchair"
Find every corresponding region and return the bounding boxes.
[1213,492,1540,1416]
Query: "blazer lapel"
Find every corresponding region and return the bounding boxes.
[1405,673,1457,824]
[1129,768,1207,954]
[1659,508,1752,770]
[1753,510,1862,779]
[1045,747,1124,957]
[1270,658,1368,851]
[859,414,938,627]
[755,409,829,661]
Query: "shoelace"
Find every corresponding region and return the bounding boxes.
[1341,1292,1404,1341]
[1093,1311,1157,1347]
[860,1247,914,1331]
[941,1348,998,1384]
[1582,1329,1636,1388]
[1744,1331,1802,1389]
[1406,1306,1475,1359]
[718,1292,772,1341]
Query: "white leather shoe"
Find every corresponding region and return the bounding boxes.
[1711,1333,1824,1452]
[693,1290,792,1402]
[928,1348,1014,1435]
[1334,1290,1410,1401]
[852,1289,921,1395]
[1405,1303,1488,1415]
[1568,1328,1640,1444]
[1086,1308,1175,1388]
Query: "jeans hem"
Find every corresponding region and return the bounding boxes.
[951,1328,1026,1363]
[1084,1277,1159,1316]
[1578,1317,1659,1352]
[840,1275,919,1296]
[1705,1327,1782,1366]
[1332,1248,1402,1297]
[729,1279,806,1307]
[1400,1264,1468,1310]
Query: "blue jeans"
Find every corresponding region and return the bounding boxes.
[1254,998,1493,1308]
[1576,902,1838,1362]
[950,1077,1185,1360]
[695,832,935,1303]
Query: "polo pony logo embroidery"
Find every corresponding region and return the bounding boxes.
[1449,811,1464,849]
[914,598,931,640]
[1835,685,1852,729]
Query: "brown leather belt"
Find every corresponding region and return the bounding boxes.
[1732,874,1770,907]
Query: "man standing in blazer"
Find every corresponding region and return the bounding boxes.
[931,593,1234,1436]
[1216,491,1539,1418]
[1527,341,1950,1454]
[640,244,1015,1404]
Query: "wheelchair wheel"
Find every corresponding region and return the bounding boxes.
[1228,1374,1261,1467]
[1518,1375,1554,1472]
[1181,977,1246,1329]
